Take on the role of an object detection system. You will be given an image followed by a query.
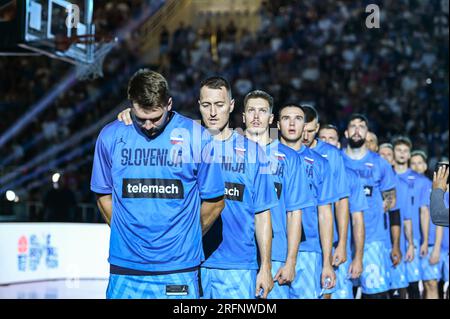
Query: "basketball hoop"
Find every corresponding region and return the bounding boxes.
[54,33,118,81]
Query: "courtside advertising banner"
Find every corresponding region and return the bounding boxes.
[0,223,110,285]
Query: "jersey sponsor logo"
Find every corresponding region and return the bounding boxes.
[224,182,245,202]
[122,178,184,199]
[274,182,282,199]
[121,148,183,167]
[364,185,373,197]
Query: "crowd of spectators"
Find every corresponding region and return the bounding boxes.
[0,0,448,220]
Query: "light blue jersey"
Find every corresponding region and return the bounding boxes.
[397,169,431,244]
[266,140,314,262]
[313,139,351,246]
[201,131,278,270]
[91,112,225,273]
[346,167,369,253]
[341,150,396,244]
[297,145,338,253]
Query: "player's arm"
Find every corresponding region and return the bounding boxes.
[200,196,225,236]
[349,212,365,279]
[420,205,430,257]
[430,226,443,265]
[96,194,112,226]
[404,219,415,262]
[389,209,402,266]
[318,203,336,288]
[275,210,302,285]
[333,197,349,266]
[255,210,273,299]
[382,188,396,212]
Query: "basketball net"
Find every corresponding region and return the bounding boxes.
[75,41,116,81]
[55,34,117,81]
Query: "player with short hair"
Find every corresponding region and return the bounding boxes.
[379,143,395,166]
[406,150,438,299]
[116,76,278,299]
[300,106,351,299]
[242,90,314,299]
[342,114,398,299]
[197,77,279,299]
[318,125,368,299]
[380,137,415,299]
[277,104,337,299]
[406,145,443,299]
[365,131,379,153]
[92,69,225,299]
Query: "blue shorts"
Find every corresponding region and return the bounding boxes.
[290,251,322,299]
[389,260,409,290]
[421,246,442,281]
[358,241,390,295]
[405,240,422,283]
[268,261,290,299]
[443,253,449,282]
[200,267,257,299]
[106,270,199,299]
[330,258,354,299]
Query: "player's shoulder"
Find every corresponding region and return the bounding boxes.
[98,120,127,141]
[317,139,341,157]
[368,150,391,167]
[309,147,328,165]
[276,142,299,158]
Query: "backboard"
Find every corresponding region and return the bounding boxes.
[20,0,95,64]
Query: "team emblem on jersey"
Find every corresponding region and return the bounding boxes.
[304,156,314,165]
[407,175,415,180]
[116,137,126,145]
[365,162,374,168]
[274,152,286,161]
[234,147,246,157]
[363,185,373,197]
[170,136,184,145]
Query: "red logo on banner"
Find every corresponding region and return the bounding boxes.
[18,236,28,253]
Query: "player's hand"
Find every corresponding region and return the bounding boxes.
[391,246,402,267]
[429,248,440,265]
[117,108,132,125]
[256,267,274,299]
[405,244,415,263]
[420,243,428,258]
[273,261,296,285]
[332,243,347,267]
[433,166,449,191]
[348,257,363,279]
[321,265,336,289]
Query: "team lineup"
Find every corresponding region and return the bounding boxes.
[90,69,448,299]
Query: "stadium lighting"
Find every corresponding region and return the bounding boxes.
[5,190,16,202]
[52,173,61,183]
[426,78,432,85]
